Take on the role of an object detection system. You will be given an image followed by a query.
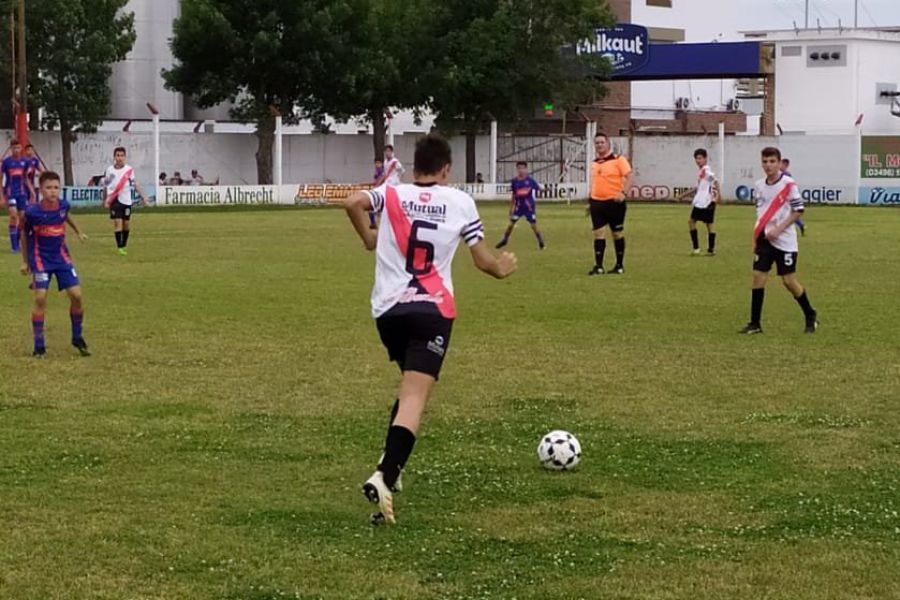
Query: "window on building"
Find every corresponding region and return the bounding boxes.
[648,27,685,44]
[646,0,673,6]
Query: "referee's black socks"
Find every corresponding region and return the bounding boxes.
[593,239,606,268]
[115,231,124,248]
[614,238,626,268]
[690,229,699,250]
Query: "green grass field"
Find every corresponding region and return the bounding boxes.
[1,203,899,600]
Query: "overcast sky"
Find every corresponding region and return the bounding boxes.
[736,0,900,30]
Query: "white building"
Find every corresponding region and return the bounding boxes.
[743,27,900,134]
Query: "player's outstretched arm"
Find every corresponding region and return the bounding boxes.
[334,190,377,250]
[469,241,517,279]
[66,215,88,242]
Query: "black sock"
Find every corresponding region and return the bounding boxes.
[708,232,717,252]
[115,231,123,248]
[381,399,399,454]
[751,288,765,326]
[379,425,416,489]
[614,238,625,267]
[690,229,699,250]
[122,229,130,247]
[593,239,606,267]
[794,291,816,320]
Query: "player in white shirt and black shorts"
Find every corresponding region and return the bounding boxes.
[740,147,818,335]
[334,134,517,525]
[685,148,719,255]
[102,147,148,256]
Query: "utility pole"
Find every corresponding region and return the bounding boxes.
[805,0,809,28]
[855,0,859,28]
[16,0,26,112]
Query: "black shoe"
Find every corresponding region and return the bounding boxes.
[609,265,624,275]
[495,239,508,249]
[739,323,763,335]
[33,347,46,358]
[538,242,545,250]
[805,314,819,334]
[588,266,605,276]
[72,338,91,357]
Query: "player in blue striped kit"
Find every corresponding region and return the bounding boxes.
[20,171,90,358]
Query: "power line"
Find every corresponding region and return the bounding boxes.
[859,0,878,27]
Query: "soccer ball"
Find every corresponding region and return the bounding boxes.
[537,430,581,471]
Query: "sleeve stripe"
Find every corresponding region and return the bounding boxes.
[461,222,483,235]
[366,190,384,211]
[463,231,485,243]
[466,219,481,227]
[462,227,484,239]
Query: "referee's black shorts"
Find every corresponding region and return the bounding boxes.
[589,199,627,232]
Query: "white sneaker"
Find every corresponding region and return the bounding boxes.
[691,248,702,256]
[363,471,395,525]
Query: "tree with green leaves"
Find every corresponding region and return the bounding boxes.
[317,0,431,162]
[26,0,135,185]
[427,0,613,180]
[165,0,366,184]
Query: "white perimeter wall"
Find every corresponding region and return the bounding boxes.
[15,130,890,205]
[20,131,491,189]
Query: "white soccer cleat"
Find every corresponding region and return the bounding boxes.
[377,454,403,492]
[691,248,702,256]
[363,471,395,525]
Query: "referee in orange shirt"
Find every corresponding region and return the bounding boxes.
[588,132,633,275]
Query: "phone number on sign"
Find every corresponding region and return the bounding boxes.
[863,168,900,178]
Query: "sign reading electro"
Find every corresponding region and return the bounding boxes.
[575,24,650,75]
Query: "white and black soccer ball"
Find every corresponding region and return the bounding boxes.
[537,430,581,471]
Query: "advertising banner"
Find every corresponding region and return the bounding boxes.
[159,185,279,206]
[860,136,900,179]
[858,186,900,206]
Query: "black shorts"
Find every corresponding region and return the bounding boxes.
[109,200,132,221]
[589,200,627,232]
[754,237,798,276]
[690,205,716,224]
[376,311,454,380]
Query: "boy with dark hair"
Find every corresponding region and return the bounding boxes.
[496,161,545,250]
[685,148,719,255]
[741,147,818,335]
[102,146,148,256]
[333,133,517,524]
[20,171,90,357]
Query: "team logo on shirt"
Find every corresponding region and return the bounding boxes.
[419,192,432,204]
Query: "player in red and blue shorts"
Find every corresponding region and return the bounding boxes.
[20,171,90,358]
[24,144,44,203]
[2,139,34,252]
[495,161,545,250]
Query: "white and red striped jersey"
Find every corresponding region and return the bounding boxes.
[383,157,404,186]
[365,184,484,319]
[104,164,136,206]
[692,165,717,209]
[754,174,804,252]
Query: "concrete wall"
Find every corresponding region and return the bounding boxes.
[19,130,491,189]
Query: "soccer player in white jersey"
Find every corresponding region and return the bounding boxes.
[740,147,818,335]
[685,148,719,255]
[334,134,516,524]
[375,144,404,186]
[102,147,148,256]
